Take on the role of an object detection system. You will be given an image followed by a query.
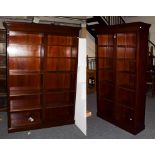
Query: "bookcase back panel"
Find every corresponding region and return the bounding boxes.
[98,47,114,58]
[44,107,74,125]
[98,82,114,101]
[43,92,74,108]
[9,58,40,71]
[0,79,6,92]
[10,95,41,111]
[9,31,42,45]
[44,73,71,90]
[47,46,72,57]
[8,44,41,57]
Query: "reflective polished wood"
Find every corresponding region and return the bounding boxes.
[96,22,150,134]
[4,22,80,132]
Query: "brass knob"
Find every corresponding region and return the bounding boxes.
[28,117,34,122]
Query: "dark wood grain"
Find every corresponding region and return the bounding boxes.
[10,95,41,112]
[43,92,74,108]
[96,22,150,134]
[47,46,71,57]
[8,31,42,44]
[4,22,79,132]
[44,73,71,90]
[0,29,7,111]
[44,106,74,125]
[9,57,40,71]
[10,110,41,128]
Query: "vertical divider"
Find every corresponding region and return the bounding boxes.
[113,33,117,117]
[40,33,46,125]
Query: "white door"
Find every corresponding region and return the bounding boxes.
[75,38,87,135]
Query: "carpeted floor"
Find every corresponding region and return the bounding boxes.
[87,93,155,139]
[0,113,86,139]
[0,93,155,139]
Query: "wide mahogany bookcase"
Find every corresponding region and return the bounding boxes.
[96,22,150,134]
[4,22,80,132]
[0,29,7,111]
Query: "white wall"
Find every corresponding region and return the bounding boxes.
[79,24,96,58]
[0,19,4,29]
[86,31,96,57]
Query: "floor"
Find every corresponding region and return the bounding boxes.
[1,93,155,139]
[87,93,155,138]
[0,113,85,139]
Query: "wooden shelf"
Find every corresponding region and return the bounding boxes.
[10,93,41,97]
[9,70,42,75]
[9,56,41,58]
[46,57,76,59]
[97,57,113,59]
[117,86,136,92]
[0,107,7,112]
[99,79,114,83]
[116,58,136,61]
[10,107,41,113]
[0,77,6,80]
[98,68,113,71]
[116,102,134,111]
[0,54,6,56]
[0,66,6,69]
[96,22,150,134]
[117,45,136,48]
[45,71,74,73]
[0,41,5,43]
[9,43,76,47]
[102,98,113,103]
[98,45,114,47]
[5,22,79,132]
[116,71,136,74]
[0,93,7,97]
[45,104,73,109]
